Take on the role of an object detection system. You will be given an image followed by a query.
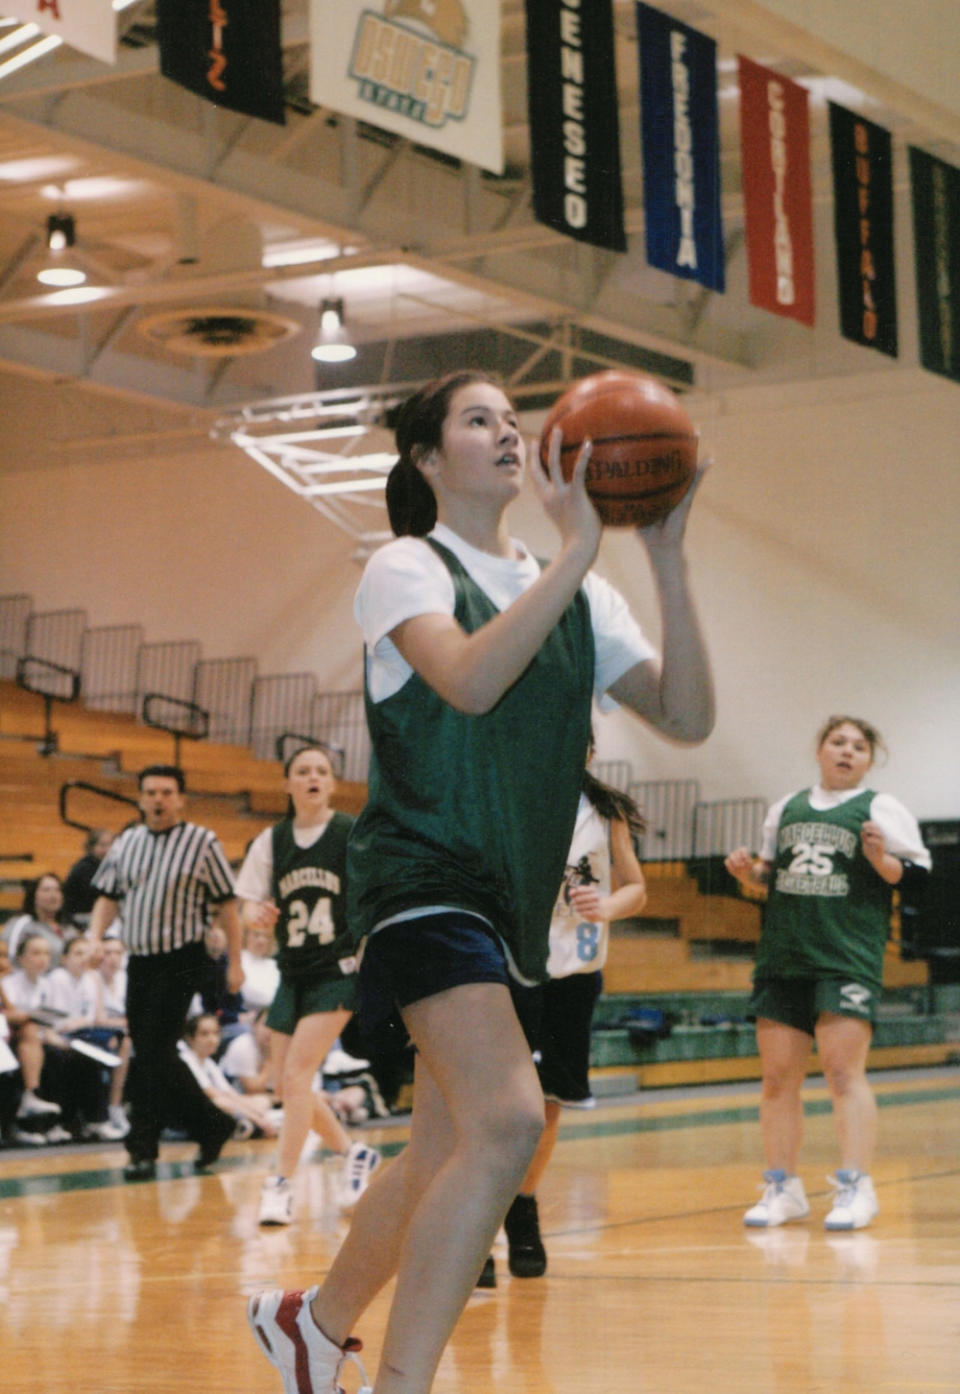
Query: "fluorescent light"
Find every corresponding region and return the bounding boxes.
[0,22,39,57]
[262,241,342,269]
[37,265,86,287]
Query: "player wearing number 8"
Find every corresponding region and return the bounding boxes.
[235,745,380,1225]
[725,716,930,1232]
[482,742,647,1282]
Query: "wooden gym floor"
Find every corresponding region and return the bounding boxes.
[2,1066,959,1394]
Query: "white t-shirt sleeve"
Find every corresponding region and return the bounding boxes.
[758,794,792,861]
[220,1032,260,1083]
[869,794,932,868]
[581,570,657,701]
[234,827,275,903]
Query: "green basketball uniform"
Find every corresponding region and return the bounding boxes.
[270,812,355,981]
[348,537,595,984]
[754,788,892,991]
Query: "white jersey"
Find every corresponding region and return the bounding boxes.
[177,1039,234,1096]
[546,795,612,978]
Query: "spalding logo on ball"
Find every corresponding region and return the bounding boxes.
[539,369,698,528]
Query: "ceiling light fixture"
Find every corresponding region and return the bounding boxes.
[37,212,87,288]
[311,298,357,364]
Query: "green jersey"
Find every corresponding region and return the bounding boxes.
[270,812,355,981]
[755,788,893,990]
[348,537,595,983]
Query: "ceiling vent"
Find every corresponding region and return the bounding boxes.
[138,307,301,357]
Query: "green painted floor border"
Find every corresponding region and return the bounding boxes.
[3,1082,960,1202]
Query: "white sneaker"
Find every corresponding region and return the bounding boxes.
[108,1105,131,1137]
[17,1092,61,1119]
[824,1170,878,1230]
[83,1119,129,1142]
[46,1124,74,1143]
[259,1176,294,1227]
[323,1047,370,1076]
[247,1287,371,1394]
[340,1142,381,1209]
[743,1170,810,1227]
[10,1127,49,1147]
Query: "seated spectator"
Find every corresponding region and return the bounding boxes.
[239,925,280,1017]
[2,873,69,968]
[62,829,114,927]
[0,938,23,1145]
[190,925,245,1049]
[174,1012,279,1171]
[96,936,131,1136]
[1,933,77,1143]
[220,1008,275,1096]
[47,934,126,1141]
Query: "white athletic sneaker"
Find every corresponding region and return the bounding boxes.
[108,1105,131,1137]
[17,1091,61,1119]
[46,1124,74,1144]
[323,1047,370,1076]
[824,1170,878,1231]
[339,1142,381,1209]
[83,1119,129,1142]
[259,1176,294,1227]
[743,1170,810,1227]
[247,1287,371,1394]
[9,1127,49,1146]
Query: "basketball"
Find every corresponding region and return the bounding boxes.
[539,369,698,527]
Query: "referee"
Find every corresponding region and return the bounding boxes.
[88,765,244,1181]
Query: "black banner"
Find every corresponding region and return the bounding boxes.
[525,0,626,251]
[828,102,897,356]
[156,0,286,126]
[910,146,960,385]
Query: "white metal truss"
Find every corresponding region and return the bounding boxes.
[212,386,409,558]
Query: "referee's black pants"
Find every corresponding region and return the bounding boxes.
[125,941,230,1164]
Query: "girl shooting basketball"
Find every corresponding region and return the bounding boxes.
[248,369,714,1394]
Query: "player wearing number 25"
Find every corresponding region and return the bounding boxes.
[725,716,930,1232]
[235,745,380,1226]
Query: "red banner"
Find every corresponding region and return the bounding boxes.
[738,56,814,325]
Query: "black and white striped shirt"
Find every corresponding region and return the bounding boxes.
[92,822,235,956]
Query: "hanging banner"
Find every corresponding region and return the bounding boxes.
[738,56,814,325]
[636,3,724,291]
[156,0,286,126]
[4,0,116,65]
[828,102,897,356]
[525,0,626,252]
[309,0,503,175]
[909,147,960,385]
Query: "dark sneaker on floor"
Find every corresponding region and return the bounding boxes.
[505,1193,547,1277]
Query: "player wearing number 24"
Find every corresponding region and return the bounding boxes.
[725,716,930,1232]
[234,745,381,1226]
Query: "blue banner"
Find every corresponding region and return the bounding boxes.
[636,3,724,290]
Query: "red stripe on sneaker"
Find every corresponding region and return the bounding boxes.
[274,1291,312,1394]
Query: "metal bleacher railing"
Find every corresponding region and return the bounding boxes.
[0,592,372,783]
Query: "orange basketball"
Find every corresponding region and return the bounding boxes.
[539,370,698,527]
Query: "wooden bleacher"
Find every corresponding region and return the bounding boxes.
[0,680,364,892]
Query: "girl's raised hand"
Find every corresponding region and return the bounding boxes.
[531,427,602,562]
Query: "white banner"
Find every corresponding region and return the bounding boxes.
[4,0,117,65]
[309,0,503,174]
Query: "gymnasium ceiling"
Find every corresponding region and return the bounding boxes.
[1,0,958,479]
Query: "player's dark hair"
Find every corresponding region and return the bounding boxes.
[386,369,503,536]
[183,1012,218,1042]
[21,871,65,921]
[138,763,186,791]
[582,769,646,837]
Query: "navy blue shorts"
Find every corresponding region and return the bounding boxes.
[358,910,511,1055]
